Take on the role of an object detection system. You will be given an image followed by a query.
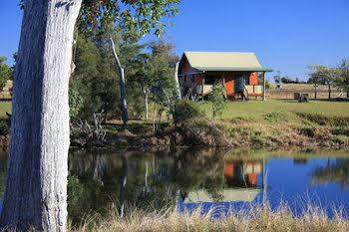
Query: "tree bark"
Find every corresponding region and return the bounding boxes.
[0,0,82,231]
[143,87,149,121]
[174,62,181,99]
[110,38,128,125]
[328,84,331,99]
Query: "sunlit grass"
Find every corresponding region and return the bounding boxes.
[70,203,349,232]
[200,100,349,122]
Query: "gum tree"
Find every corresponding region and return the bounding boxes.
[0,0,179,231]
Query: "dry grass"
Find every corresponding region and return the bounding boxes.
[268,84,343,100]
[70,204,349,232]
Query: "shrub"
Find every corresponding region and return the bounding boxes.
[69,86,85,119]
[172,100,203,125]
[208,83,226,119]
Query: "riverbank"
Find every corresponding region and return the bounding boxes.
[2,100,349,152]
[70,205,349,232]
[72,100,349,152]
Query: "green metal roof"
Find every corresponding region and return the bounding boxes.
[184,51,272,72]
[184,188,261,203]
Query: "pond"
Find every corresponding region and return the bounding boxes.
[1,149,349,224]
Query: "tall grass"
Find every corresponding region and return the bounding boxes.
[71,203,349,232]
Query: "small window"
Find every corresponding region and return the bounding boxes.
[205,75,215,85]
[191,75,195,82]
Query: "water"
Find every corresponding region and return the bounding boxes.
[1,149,349,223]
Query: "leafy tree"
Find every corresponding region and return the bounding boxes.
[309,64,340,99]
[208,83,226,120]
[1,0,180,231]
[0,57,12,93]
[336,59,349,98]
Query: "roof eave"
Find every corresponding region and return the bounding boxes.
[195,67,273,72]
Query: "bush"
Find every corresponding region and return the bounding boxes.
[69,86,85,118]
[208,83,226,119]
[172,100,203,125]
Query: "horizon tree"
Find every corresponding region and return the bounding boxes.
[0,0,180,231]
[309,64,340,100]
[337,59,349,98]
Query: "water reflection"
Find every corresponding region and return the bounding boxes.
[311,158,349,188]
[1,150,349,225]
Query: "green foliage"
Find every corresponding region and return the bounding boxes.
[208,83,227,119]
[78,0,180,39]
[172,100,203,125]
[265,80,272,89]
[67,175,85,222]
[70,33,120,119]
[309,64,341,86]
[69,86,85,118]
[0,57,12,92]
[337,59,349,93]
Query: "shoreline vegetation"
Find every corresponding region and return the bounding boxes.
[73,100,349,152]
[1,99,349,152]
[68,204,349,232]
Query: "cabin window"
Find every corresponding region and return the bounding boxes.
[191,75,195,82]
[243,75,249,85]
[205,75,215,85]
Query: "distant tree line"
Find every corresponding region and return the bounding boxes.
[308,59,349,99]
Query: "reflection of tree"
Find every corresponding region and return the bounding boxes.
[169,148,226,201]
[118,155,128,217]
[66,148,245,225]
[311,159,349,188]
[0,151,8,197]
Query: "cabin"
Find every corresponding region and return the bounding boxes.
[177,52,272,100]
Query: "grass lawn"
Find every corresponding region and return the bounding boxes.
[0,102,11,119]
[200,99,349,123]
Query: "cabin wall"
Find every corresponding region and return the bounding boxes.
[178,56,204,96]
[203,71,263,98]
[178,54,264,99]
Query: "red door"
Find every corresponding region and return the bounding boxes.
[225,76,235,97]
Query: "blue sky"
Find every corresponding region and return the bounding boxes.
[0,0,348,80]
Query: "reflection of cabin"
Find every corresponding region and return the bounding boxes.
[184,189,260,203]
[224,161,262,188]
[178,52,272,100]
[182,160,264,204]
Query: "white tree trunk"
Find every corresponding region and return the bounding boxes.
[110,38,128,125]
[174,62,181,99]
[143,87,149,121]
[0,0,82,231]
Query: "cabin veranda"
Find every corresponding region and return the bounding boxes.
[178,52,272,100]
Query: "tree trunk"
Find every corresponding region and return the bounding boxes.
[328,84,331,99]
[0,1,82,231]
[143,87,149,121]
[110,38,128,125]
[174,62,181,99]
